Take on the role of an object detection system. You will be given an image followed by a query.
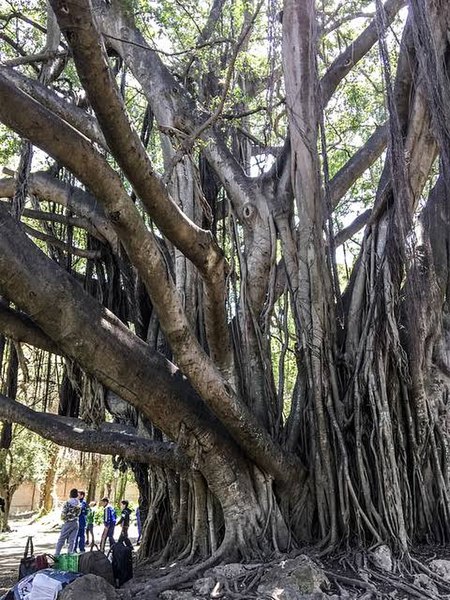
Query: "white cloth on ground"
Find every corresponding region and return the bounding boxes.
[23,572,63,600]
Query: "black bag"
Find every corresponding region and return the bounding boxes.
[110,540,133,587]
[18,536,49,580]
[78,544,115,586]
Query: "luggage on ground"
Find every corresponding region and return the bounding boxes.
[2,568,82,600]
[77,544,114,586]
[18,536,49,580]
[110,540,133,587]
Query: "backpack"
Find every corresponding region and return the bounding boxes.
[77,545,114,586]
[110,540,133,587]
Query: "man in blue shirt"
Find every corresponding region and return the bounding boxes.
[75,490,87,552]
[100,497,116,552]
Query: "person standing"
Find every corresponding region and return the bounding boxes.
[136,505,141,545]
[74,490,87,552]
[85,501,96,546]
[55,488,80,556]
[0,496,5,533]
[116,499,132,542]
[100,497,116,552]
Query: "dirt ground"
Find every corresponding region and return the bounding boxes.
[0,515,138,596]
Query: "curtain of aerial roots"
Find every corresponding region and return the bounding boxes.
[296,0,450,551]
[283,2,450,551]
[405,0,450,543]
[135,468,226,563]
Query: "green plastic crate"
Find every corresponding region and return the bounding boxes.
[54,553,79,572]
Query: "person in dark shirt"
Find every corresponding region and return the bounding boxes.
[0,497,5,532]
[116,499,132,542]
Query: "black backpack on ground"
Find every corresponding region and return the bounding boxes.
[110,540,133,587]
[77,544,115,586]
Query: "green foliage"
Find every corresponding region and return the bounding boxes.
[0,426,52,494]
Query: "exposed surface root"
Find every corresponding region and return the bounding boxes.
[121,548,450,599]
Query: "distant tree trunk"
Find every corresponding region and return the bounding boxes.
[39,443,59,514]
[86,454,100,503]
[0,476,19,531]
[114,471,127,505]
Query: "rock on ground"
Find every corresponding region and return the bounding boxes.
[429,558,450,581]
[257,555,330,595]
[370,545,393,572]
[58,573,120,600]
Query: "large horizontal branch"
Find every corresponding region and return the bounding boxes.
[0,202,245,497]
[335,210,372,246]
[3,50,67,67]
[22,223,103,259]
[6,204,104,240]
[328,123,388,208]
[0,82,300,486]
[0,393,188,470]
[0,302,60,354]
[0,170,118,250]
[0,66,107,148]
[321,0,406,106]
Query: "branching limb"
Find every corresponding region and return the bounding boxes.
[0,170,118,249]
[50,0,219,276]
[335,210,372,247]
[22,223,103,259]
[0,392,188,470]
[0,85,301,486]
[97,0,253,213]
[0,202,108,242]
[329,123,388,208]
[0,66,106,148]
[2,50,67,67]
[321,0,406,106]
[51,0,233,378]
[164,0,264,178]
[0,302,60,354]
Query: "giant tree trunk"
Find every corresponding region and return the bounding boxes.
[3,0,450,568]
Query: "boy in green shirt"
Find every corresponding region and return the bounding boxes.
[86,501,96,546]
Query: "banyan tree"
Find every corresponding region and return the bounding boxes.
[1,0,450,573]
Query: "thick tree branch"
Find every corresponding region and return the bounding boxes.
[329,123,388,208]
[335,210,372,246]
[0,203,106,242]
[0,171,118,249]
[0,202,251,501]
[23,223,103,259]
[0,393,188,470]
[0,302,60,354]
[50,0,233,378]
[97,0,253,214]
[321,0,406,106]
[0,84,300,486]
[0,66,106,148]
[50,0,218,273]
[3,50,67,67]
